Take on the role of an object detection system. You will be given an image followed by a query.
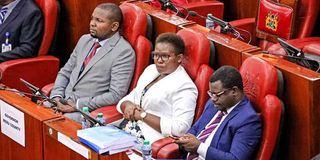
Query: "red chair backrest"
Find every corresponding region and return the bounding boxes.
[120,3,152,91]
[34,0,58,56]
[256,0,319,49]
[177,28,213,122]
[240,57,283,160]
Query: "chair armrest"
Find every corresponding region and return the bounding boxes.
[90,105,122,123]
[157,142,181,159]
[0,56,59,93]
[229,18,256,33]
[151,137,175,158]
[41,83,54,96]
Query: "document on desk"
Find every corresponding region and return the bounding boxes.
[57,132,89,159]
[77,125,137,154]
[0,100,25,147]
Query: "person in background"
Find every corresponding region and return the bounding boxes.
[175,66,262,160]
[116,32,198,143]
[50,3,135,123]
[0,0,43,62]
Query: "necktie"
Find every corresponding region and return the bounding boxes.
[198,111,225,143]
[0,7,8,24]
[83,42,101,67]
[186,111,225,160]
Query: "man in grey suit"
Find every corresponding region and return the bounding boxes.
[50,3,136,122]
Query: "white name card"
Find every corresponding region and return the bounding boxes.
[58,132,89,159]
[0,100,25,147]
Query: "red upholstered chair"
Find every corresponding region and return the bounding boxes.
[268,37,320,56]
[0,0,59,93]
[229,0,319,50]
[152,28,213,159]
[90,2,152,123]
[152,56,283,159]
[240,56,283,160]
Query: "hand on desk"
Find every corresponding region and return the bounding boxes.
[53,97,77,113]
[174,133,201,154]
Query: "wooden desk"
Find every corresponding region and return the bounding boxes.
[246,53,320,160]
[0,89,60,160]
[43,117,129,160]
[132,1,195,39]
[182,24,260,69]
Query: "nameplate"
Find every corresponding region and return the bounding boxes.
[57,132,89,159]
[0,100,25,147]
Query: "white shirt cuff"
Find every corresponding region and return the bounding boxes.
[197,142,209,159]
[159,116,172,136]
[76,99,80,110]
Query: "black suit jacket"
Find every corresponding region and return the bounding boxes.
[0,0,43,62]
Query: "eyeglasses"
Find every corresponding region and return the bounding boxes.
[151,51,175,62]
[207,89,231,100]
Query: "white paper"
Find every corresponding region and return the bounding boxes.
[0,100,25,147]
[57,132,89,159]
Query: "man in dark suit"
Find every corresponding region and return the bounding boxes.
[49,3,135,123]
[0,0,43,62]
[175,66,262,160]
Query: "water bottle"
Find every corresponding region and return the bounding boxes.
[81,107,90,129]
[96,112,106,126]
[142,140,152,160]
[206,13,215,30]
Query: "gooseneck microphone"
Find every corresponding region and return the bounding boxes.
[20,78,57,106]
[159,0,187,17]
[189,11,249,42]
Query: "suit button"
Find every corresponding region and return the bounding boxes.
[72,88,76,91]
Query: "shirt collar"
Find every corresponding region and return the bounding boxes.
[1,0,20,10]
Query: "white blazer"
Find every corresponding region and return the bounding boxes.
[117,64,198,143]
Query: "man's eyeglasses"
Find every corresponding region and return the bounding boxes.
[151,51,174,62]
[207,89,231,100]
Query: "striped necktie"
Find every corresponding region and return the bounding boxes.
[187,111,226,160]
[0,7,8,24]
[198,111,225,143]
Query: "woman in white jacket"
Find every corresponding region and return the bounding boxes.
[116,32,198,143]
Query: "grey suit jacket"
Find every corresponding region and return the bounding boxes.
[50,32,135,111]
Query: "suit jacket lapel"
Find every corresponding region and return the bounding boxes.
[76,32,121,83]
[211,97,248,147]
[0,0,24,33]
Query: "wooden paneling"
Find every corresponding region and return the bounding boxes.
[219,0,259,21]
[0,89,59,160]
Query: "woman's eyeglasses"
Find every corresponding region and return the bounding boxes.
[151,51,174,62]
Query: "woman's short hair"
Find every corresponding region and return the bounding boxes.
[210,65,244,90]
[155,32,185,55]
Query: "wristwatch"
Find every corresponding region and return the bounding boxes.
[140,111,147,121]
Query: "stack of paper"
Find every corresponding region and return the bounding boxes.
[77,125,137,155]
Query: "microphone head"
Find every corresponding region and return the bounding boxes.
[189,11,198,17]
